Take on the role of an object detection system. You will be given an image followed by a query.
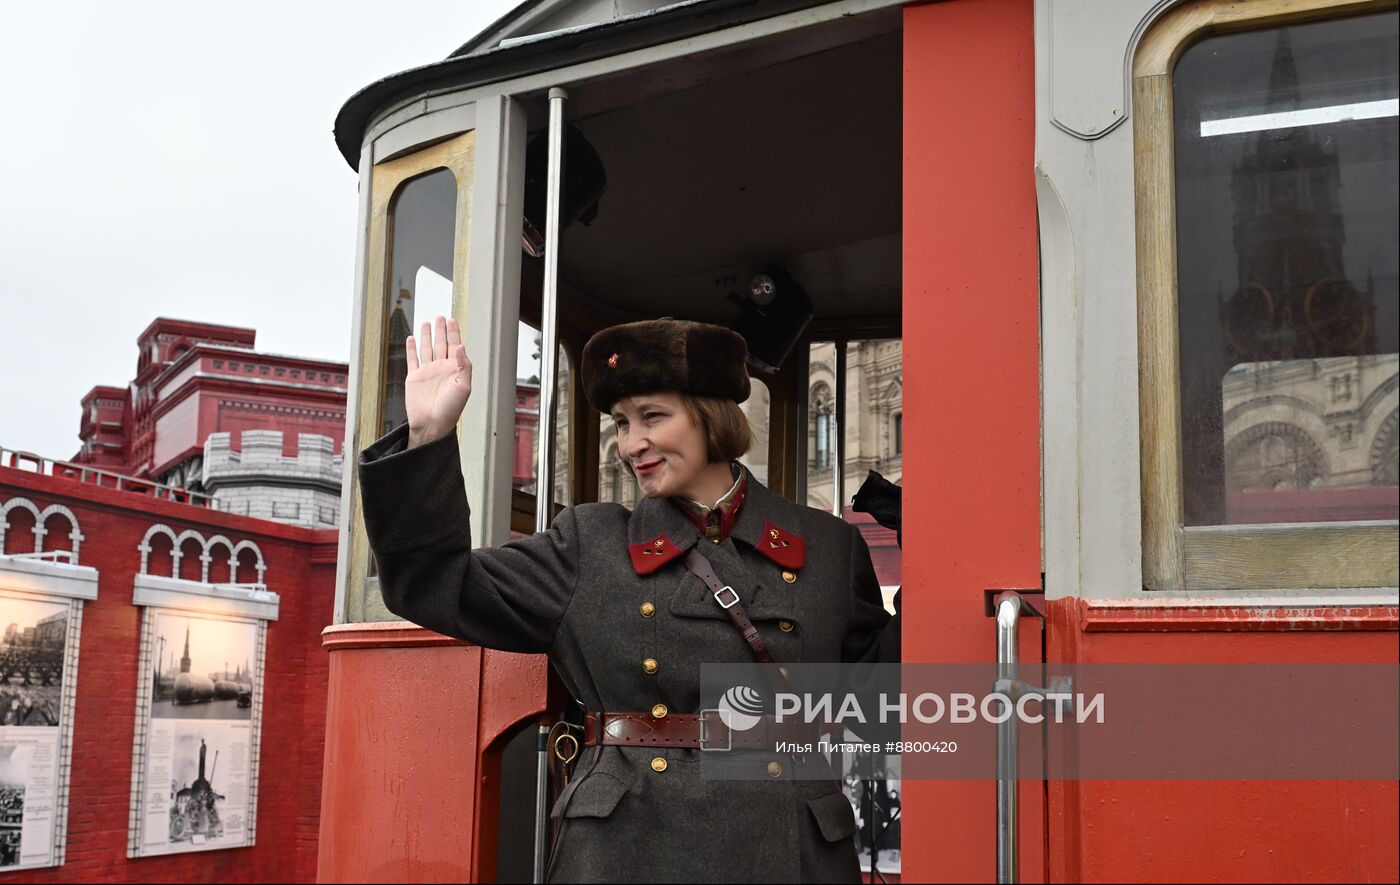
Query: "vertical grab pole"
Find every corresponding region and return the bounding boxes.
[535,86,568,537]
[995,593,1022,884]
[533,86,568,885]
[832,340,848,517]
[532,723,552,883]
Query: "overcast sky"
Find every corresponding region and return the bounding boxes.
[0,0,518,461]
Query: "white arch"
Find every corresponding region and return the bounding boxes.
[172,528,209,579]
[231,539,267,584]
[137,524,180,576]
[206,534,237,582]
[0,497,43,554]
[38,503,85,564]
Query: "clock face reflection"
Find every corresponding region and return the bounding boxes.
[1223,277,1370,361]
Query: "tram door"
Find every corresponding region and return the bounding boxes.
[507,10,910,879]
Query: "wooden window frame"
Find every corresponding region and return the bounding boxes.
[344,132,475,620]
[1133,0,1399,591]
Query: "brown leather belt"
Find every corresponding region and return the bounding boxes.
[583,711,822,751]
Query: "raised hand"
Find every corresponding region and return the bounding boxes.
[405,315,473,448]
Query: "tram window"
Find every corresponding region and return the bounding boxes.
[808,340,903,591]
[1173,13,1398,527]
[511,322,573,538]
[596,376,770,506]
[380,167,457,436]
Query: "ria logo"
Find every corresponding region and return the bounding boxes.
[717,685,764,732]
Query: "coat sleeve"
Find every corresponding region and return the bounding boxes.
[358,424,580,654]
[842,526,901,665]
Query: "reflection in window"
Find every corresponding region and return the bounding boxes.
[382,168,457,436]
[1174,13,1399,525]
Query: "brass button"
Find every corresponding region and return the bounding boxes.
[767,761,783,777]
[651,756,668,773]
[779,620,795,633]
[643,658,659,675]
[640,601,656,618]
[782,570,797,584]
[652,703,668,719]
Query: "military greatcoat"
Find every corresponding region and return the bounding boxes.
[360,424,901,883]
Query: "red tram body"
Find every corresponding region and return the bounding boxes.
[317,1,1399,882]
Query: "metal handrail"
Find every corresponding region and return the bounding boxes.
[994,593,1024,884]
[0,445,215,508]
[832,339,847,517]
[534,87,568,538]
[994,592,1068,884]
[533,723,552,884]
[533,85,569,885]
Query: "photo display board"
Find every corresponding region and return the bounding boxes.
[0,590,82,872]
[128,609,266,857]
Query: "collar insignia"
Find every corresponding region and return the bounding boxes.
[628,534,685,574]
[754,521,805,569]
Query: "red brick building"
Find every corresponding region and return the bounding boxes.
[0,459,334,882]
[72,319,349,493]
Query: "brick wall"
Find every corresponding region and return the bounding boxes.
[0,465,335,884]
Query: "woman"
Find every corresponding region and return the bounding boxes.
[360,315,901,883]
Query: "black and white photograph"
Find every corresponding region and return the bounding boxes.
[0,595,67,729]
[141,719,251,856]
[840,740,902,875]
[150,614,257,721]
[168,730,230,846]
[0,743,33,868]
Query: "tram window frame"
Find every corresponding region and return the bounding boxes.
[509,316,580,537]
[343,131,474,623]
[1133,0,1399,592]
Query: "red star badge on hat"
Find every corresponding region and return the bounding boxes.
[608,353,619,368]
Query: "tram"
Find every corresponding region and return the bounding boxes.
[317,0,1399,882]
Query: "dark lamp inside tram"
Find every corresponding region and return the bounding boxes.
[522,123,608,258]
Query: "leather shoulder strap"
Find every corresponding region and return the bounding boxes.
[682,547,788,693]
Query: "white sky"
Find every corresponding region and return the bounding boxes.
[0,0,520,461]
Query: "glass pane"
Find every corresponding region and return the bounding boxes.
[382,168,457,436]
[807,340,903,587]
[738,375,770,487]
[1174,13,1399,525]
[512,322,572,507]
[597,413,639,508]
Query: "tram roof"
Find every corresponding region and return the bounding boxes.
[335,0,836,169]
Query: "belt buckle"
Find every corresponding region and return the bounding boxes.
[713,585,739,609]
[698,709,732,751]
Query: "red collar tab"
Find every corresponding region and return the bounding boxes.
[629,534,686,575]
[756,521,805,569]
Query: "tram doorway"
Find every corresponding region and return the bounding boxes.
[495,8,914,882]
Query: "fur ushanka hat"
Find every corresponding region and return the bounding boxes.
[580,319,751,414]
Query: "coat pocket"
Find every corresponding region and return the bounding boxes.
[806,790,859,842]
[551,770,635,820]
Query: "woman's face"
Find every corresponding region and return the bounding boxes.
[612,392,709,499]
